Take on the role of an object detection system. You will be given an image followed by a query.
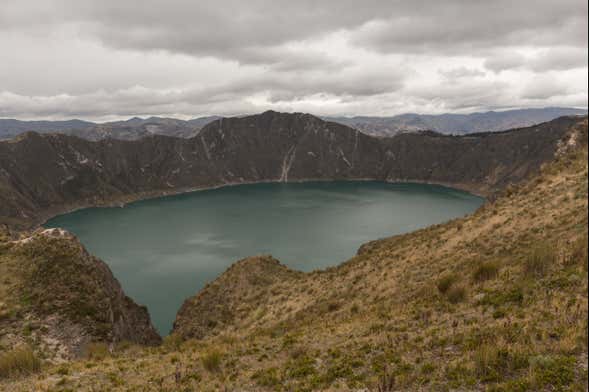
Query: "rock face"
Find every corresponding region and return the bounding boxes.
[0,111,585,228]
[0,228,161,358]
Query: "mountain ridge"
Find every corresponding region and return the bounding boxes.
[0,112,583,229]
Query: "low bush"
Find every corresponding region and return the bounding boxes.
[523,244,555,278]
[474,345,528,382]
[251,367,281,387]
[479,286,524,307]
[162,333,183,351]
[285,353,317,379]
[201,350,222,373]
[83,342,110,360]
[447,286,467,304]
[530,355,576,390]
[0,346,41,379]
[436,274,458,294]
[566,234,588,269]
[473,261,500,282]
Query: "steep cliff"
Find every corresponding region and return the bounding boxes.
[0,111,584,229]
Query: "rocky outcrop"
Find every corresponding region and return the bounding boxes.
[0,229,161,358]
[0,111,585,228]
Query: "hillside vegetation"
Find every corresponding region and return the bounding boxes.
[0,228,160,368]
[0,120,586,391]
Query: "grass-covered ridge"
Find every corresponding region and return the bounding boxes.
[0,119,587,391]
[0,228,160,370]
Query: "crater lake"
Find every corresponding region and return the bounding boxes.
[45,181,484,334]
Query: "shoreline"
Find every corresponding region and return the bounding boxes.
[36,177,488,229]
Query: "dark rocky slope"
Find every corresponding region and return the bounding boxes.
[0,111,584,228]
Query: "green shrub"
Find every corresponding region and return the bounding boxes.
[436,273,458,294]
[530,355,576,390]
[420,362,436,375]
[251,367,281,387]
[445,362,475,387]
[524,244,555,278]
[474,345,528,382]
[0,346,41,379]
[473,261,500,282]
[201,350,222,373]
[447,286,467,304]
[162,333,183,351]
[285,353,317,379]
[479,287,524,307]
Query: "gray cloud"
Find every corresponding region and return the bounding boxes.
[485,47,588,73]
[351,1,587,55]
[521,76,573,100]
[438,67,486,79]
[3,1,587,62]
[0,0,587,119]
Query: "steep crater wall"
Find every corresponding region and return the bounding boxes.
[0,111,583,229]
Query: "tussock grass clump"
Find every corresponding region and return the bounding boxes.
[474,345,528,382]
[446,286,467,304]
[201,350,222,373]
[473,261,500,283]
[523,244,555,278]
[479,286,524,307]
[83,342,110,360]
[162,333,183,351]
[252,367,281,387]
[529,355,576,390]
[436,273,458,294]
[566,234,588,269]
[0,346,41,379]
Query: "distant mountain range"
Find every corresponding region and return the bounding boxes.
[0,108,586,141]
[324,107,588,137]
[0,116,221,141]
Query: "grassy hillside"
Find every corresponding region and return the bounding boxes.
[1,120,587,391]
[0,228,160,375]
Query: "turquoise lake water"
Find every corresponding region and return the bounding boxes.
[45,181,483,334]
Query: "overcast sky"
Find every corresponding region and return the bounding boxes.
[1,0,587,121]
